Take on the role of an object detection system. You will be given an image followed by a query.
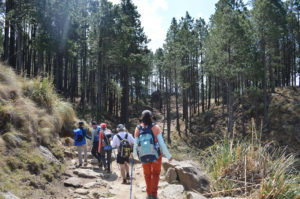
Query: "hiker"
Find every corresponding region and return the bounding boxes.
[90,121,102,167]
[98,123,113,173]
[111,124,135,184]
[133,110,172,199]
[73,121,91,167]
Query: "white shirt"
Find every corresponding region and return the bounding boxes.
[111,131,135,148]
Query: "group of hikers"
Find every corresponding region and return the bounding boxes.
[73,110,172,199]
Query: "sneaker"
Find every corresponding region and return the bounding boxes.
[76,163,82,168]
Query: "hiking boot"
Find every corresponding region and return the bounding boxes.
[76,163,82,168]
[122,179,127,184]
[126,173,130,180]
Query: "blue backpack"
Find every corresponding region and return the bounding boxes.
[95,126,101,142]
[137,123,160,163]
[74,128,84,142]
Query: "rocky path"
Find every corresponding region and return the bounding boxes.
[59,150,186,199]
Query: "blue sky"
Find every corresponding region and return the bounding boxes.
[109,0,219,51]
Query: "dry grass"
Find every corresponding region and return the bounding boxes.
[200,123,300,198]
[0,63,76,197]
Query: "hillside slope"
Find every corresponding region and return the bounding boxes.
[0,64,77,198]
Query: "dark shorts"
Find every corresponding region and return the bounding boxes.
[117,154,129,164]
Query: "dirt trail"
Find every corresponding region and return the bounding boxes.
[56,109,182,199]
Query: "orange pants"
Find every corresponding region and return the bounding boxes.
[142,155,162,197]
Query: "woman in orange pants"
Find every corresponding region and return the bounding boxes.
[134,110,172,199]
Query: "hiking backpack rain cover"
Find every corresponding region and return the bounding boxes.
[74,128,84,142]
[137,124,159,163]
[117,134,131,158]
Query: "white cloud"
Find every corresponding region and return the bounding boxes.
[133,0,168,51]
[108,0,168,51]
[109,0,120,4]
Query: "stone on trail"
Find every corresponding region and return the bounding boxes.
[187,192,207,199]
[75,189,89,195]
[212,197,246,199]
[159,184,185,199]
[158,181,168,188]
[0,192,20,199]
[73,168,102,178]
[165,167,178,184]
[83,182,97,189]
[64,177,83,188]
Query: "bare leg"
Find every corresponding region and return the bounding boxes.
[120,164,126,179]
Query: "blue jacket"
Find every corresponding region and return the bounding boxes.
[74,127,91,146]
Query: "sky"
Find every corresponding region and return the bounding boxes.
[108,0,219,51]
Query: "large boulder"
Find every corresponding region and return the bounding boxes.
[162,158,210,194]
[165,167,178,184]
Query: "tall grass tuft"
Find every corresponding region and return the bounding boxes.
[23,77,57,111]
[201,121,300,198]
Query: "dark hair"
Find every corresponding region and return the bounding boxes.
[140,110,153,126]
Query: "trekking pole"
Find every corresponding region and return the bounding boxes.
[130,158,134,199]
[113,149,120,170]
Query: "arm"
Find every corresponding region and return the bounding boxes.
[84,128,91,140]
[157,133,172,160]
[90,130,95,147]
[133,127,139,158]
[152,125,172,160]
[111,135,118,149]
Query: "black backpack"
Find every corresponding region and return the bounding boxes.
[117,134,131,158]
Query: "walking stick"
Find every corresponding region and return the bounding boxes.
[130,158,134,199]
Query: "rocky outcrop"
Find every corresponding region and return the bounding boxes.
[38,145,60,165]
[162,158,210,194]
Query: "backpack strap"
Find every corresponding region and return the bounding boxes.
[117,134,122,141]
[125,133,128,139]
[139,124,156,143]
